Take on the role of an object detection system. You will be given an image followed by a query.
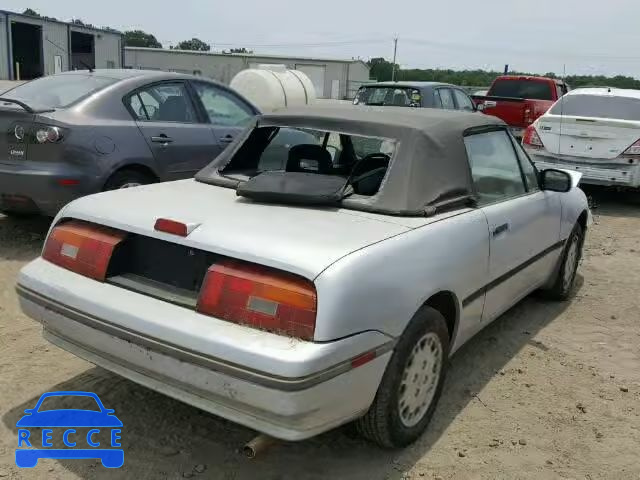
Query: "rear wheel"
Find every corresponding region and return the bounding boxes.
[103,169,154,191]
[356,306,449,448]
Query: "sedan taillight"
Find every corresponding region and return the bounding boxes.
[33,125,64,144]
[42,220,126,281]
[197,260,317,340]
[522,125,544,148]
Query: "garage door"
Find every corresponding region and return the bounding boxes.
[295,64,326,98]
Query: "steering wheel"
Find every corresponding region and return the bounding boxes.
[350,153,390,181]
[349,153,391,195]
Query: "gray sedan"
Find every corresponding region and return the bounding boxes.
[353,81,477,112]
[0,69,259,216]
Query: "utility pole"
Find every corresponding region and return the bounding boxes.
[391,36,398,81]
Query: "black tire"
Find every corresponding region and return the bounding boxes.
[103,169,154,191]
[543,223,584,301]
[356,306,450,448]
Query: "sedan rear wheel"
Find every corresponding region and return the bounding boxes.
[103,169,154,191]
[356,306,449,448]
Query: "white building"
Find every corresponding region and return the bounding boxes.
[0,10,123,80]
[125,47,371,100]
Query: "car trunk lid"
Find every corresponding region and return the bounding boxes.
[61,179,412,280]
[537,115,640,159]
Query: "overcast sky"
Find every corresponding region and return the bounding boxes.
[5,0,640,77]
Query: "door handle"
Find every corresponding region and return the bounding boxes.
[151,135,173,144]
[492,223,510,237]
[219,135,234,144]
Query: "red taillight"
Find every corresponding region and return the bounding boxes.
[154,218,188,237]
[42,220,126,281]
[623,139,640,156]
[197,260,317,340]
[57,179,80,186]
[524,107,532,125]
[523,125,544,148]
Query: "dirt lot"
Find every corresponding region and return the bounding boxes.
[0,188,638,480]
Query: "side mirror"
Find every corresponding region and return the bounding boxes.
[540,169,572,192]
[476,103,485,112]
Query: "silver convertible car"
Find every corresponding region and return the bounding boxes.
[17,107,590,448]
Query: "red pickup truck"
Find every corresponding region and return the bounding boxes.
[473,76,569,139]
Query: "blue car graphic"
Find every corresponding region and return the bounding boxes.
[15,391,123,468]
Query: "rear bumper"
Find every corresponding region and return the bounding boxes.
[0,163,99,215]
[17,259,393,441]
[527,151,640,188]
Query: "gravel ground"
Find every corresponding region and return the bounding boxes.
[0,187,638,480]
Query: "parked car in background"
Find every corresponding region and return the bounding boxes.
[18,107,589,448]
[474,75,569,139]
[523,87,640,189]
[353,82,477,112]
[0,69,260,216]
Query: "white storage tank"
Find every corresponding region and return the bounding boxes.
[230,64,317,112]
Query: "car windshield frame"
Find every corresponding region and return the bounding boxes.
[549,94,640,121]
[1,74,118,109]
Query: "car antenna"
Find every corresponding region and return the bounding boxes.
[80,60,94,73]
[45,37,94,72]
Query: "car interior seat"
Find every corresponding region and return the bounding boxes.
[286,144,333,174]
[391,92,408,106]
[158,96,189,122]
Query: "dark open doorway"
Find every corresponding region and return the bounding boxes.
[10,21,44,80]
[71,31,95,70]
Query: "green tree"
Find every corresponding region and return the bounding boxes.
[70,18,96,28]
[22,8,40,16]
[364,58,640,90]
[367,57,398,81]
[224,47,253,54]
[124,30,162,48]
[175,38,210,51]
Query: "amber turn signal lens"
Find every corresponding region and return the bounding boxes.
[42,220,126,281]
[197,260,317,340]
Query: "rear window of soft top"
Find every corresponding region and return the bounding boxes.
[217,126,397,198]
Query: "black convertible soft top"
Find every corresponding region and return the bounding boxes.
[196,106,506,216]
